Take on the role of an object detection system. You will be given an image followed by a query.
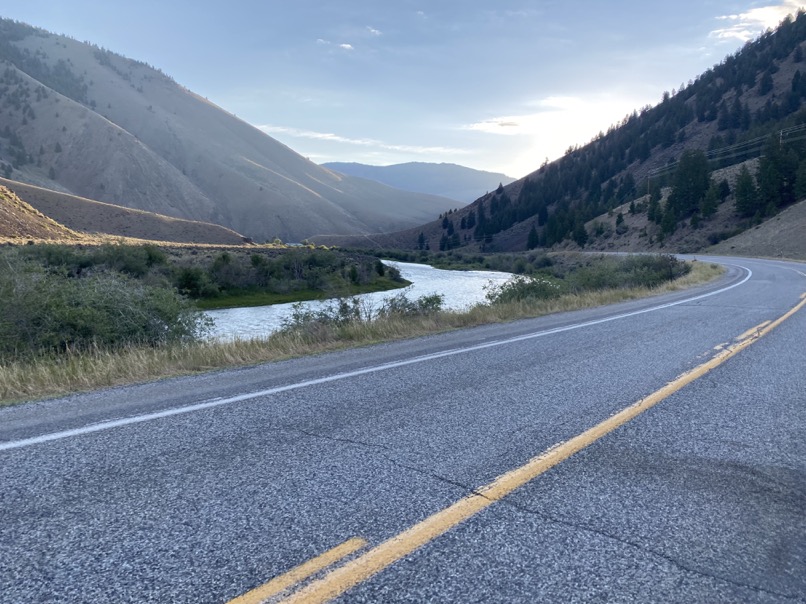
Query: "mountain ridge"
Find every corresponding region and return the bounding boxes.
[321,161,515,204]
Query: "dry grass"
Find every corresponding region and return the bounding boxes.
[0,262,723,405]
[0,178,249,245]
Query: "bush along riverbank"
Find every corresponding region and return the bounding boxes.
[0,249,722,405]
[4,243,409,312]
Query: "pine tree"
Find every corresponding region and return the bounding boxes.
[735,165,759,217]
[572,223,588,247]
[527,225,539,250]
[667,149,711,219]
[700,183,719,219]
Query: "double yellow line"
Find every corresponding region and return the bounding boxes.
[231,292,806,604]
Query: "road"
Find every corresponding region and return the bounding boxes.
[1,255,804,603]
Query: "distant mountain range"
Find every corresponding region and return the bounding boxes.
[321,162,515,204]
[0,18,457,242]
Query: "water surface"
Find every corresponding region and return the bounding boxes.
[205,261,513,341]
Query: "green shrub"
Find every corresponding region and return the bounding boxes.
[175,267,219,298]
[281,291,444,334]
[485,275,564,304]
[566,254,690,291]
[377,291,444,317]
[0,254,209,359]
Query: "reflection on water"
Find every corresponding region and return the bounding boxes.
[204,261,513,341]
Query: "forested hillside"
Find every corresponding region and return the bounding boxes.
[389,11,806,254]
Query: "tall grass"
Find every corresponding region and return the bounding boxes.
[0,261,723,405]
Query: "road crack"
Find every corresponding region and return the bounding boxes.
[273,425,480,496]
[498,498,805,602]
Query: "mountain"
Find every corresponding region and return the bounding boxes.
[318,12,806,259]
[0,19,457,242]
[320,162,515,204]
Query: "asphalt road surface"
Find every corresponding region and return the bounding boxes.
[1,255,804,603]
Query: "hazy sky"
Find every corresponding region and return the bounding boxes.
[1,1,804,177]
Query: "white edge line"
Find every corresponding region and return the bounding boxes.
[0,265,753,453]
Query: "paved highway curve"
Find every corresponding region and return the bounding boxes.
[0,255,804,603]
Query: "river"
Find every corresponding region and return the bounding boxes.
[204,261,514,341]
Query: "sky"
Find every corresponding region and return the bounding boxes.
[1,1,805,178]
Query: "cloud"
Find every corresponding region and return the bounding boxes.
[711,1,805,42]
[258,125,470,156]
[460,92,652,174]
[316,39,355,52]
[463,96,588,136]
[366,26,382,36]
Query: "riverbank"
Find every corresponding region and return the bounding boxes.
[194,275,410,310]
[0,260,723,405]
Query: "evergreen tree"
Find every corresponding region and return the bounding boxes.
[734,165,760,217]
[700,183,719,219]
[537,204,548,226]
[759,70,774,95]
[660,208,677,235]
[527,224,539,250]
[648,195,661,224]
[572,222,588,247]
[757,137,797,210]
[718,179,731,201]
[667,149,711,219]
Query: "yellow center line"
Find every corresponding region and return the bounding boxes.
[735,321,771,342]
[229,537,367,604]
[261,293,806,604]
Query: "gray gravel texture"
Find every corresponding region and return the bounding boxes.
[0,256,804,603]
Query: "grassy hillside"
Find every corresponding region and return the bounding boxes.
[0,184,83,242]
[0,19,457,242]
[706,197,806,260]
[0,178,249,245]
